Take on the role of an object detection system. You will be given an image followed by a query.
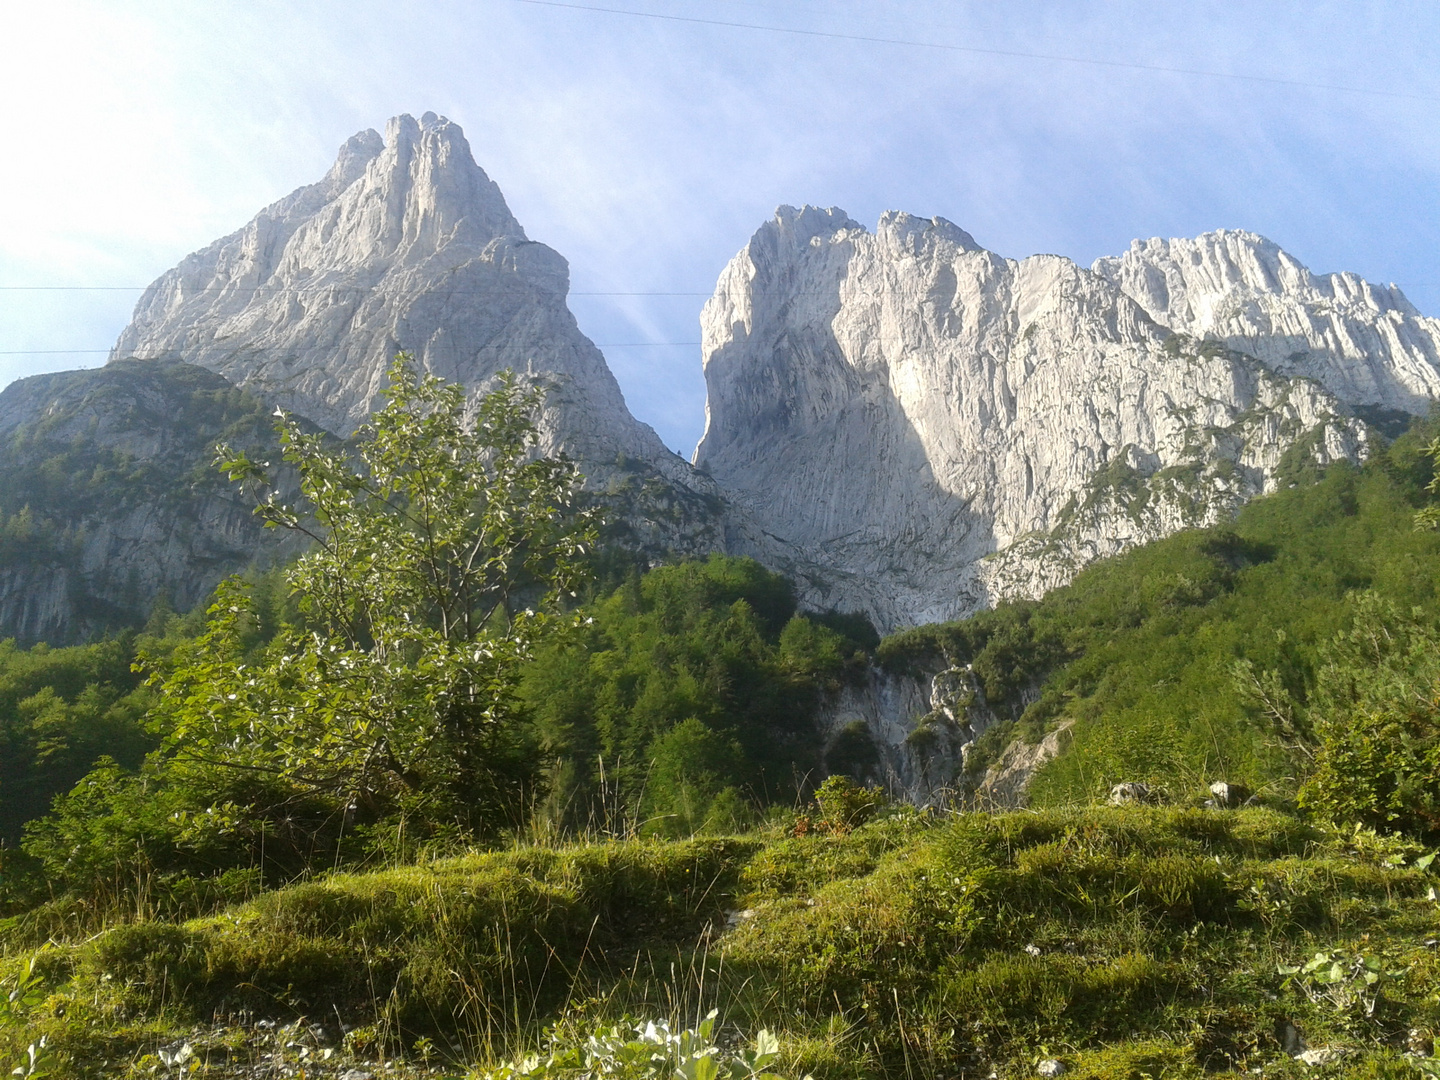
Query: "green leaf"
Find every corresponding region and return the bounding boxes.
[752,1030,780,1069]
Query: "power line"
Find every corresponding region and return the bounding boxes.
[0,286,710,295]
[0,342,704,355]
[512,0,1440,104]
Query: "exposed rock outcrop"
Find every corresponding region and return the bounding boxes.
[972,722,1074,810]
[113,112,724,559]
[1093,230,1440,417]
[11,119,1440,808]
[696,207,1405,631]
[2,113,731,645]
[0,360,302,644]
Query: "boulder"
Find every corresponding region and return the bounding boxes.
[1108,782,1157,805]
[1208,781,1252,809]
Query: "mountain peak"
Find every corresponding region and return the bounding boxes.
[876,211,981,256]
[1093,228,1438,410]
[323,128,383,195]
[108,115,667,471]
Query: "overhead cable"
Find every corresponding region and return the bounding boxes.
[512,0,1440,104]
[0,286,709,295]
[0,342,704,355]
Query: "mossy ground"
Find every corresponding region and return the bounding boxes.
[4,805,1439,1079]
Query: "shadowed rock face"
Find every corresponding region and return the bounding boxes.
[0,360,304,645]
[696,207,1401,632]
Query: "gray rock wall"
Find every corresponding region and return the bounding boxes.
[694,207,1412,632]
[112,113,724,560]
[0,360,303,644]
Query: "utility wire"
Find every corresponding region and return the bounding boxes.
[5,281,1437,290]
[0,286,710,295]
[0,343,704,355]
[512,0,1440,104]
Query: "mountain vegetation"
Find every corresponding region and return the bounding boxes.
[0,359,299,645]
[881,413,1440,820]
[521,556,874,838]
[3,367,1440,1077]
[6,805,1440,1078]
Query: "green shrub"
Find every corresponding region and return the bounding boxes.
[811,776,887,833]
[1299,596,1440,838]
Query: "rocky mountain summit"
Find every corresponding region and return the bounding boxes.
[1093,230,1440,417]
[113,112,723,558]
[0,115,729,644]
[697,206,1437,631]
[6,113,1440,664]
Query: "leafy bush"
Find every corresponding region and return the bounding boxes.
[808,776,888,834]
[18,357,597,902]
[1298,595,1440,838]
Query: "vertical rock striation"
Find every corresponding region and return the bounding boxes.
[1093,230,1440,417]
[113,112,723,557]
[696,207,1395,632]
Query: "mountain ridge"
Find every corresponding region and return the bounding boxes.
[5,115,1439,647]
[0,359,303,644]
[693,205,1411,630]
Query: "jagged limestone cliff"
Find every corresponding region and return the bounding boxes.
[8,118,1440,814]
[695,207,1419,632]
[1092,230,1440,417]
[113,112,724,560]
[1,114,729,645]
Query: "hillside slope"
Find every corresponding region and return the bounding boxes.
[4,808,1439,1079]
[0,359,300,644]
[857,416,1440,804]
[697,208,1439,629]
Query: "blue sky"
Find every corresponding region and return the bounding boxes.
[2,1,1438,455]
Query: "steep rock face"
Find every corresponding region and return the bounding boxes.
[1093,230,1440,416]
[0,360,302,645]
[697,207,1373,631]
[113,113,721,557]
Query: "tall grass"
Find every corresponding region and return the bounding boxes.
[4,807,1440,1079]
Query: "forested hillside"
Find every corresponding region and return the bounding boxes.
[0,359,300,645]
[3,370,1440,1077]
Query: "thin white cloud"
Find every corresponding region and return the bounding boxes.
[2,0,1437,453]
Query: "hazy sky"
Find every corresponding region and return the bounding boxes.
[2,1,1438,454]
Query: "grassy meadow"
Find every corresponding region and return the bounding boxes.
[4,377,1440,1078]
[4,805,1440,1078]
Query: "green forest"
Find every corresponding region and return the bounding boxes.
[3,359,1440,1078]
